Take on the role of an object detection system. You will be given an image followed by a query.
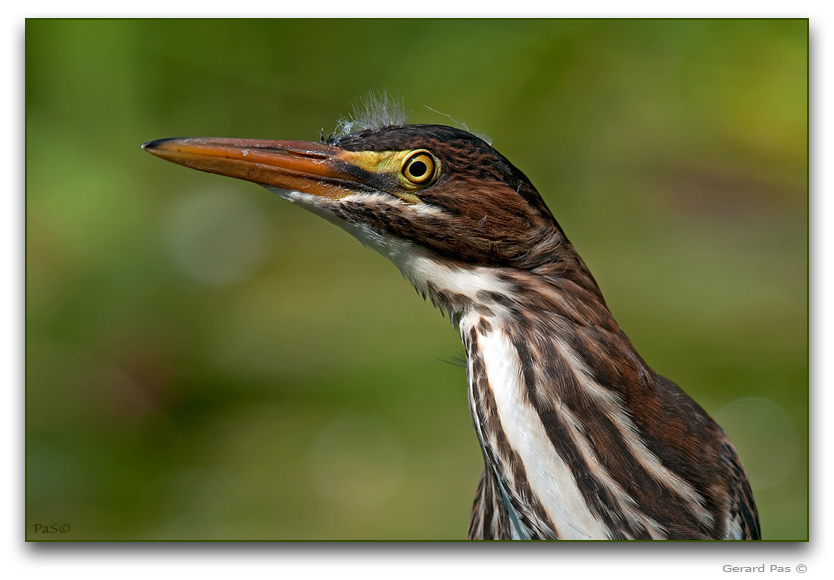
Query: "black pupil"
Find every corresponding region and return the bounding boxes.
[409,159,428,178]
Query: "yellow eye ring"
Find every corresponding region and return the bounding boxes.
[401,150,438,186]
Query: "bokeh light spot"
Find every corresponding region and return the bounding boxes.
[162,187,271,286]
[714,397,801,491]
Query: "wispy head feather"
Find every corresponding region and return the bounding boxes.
[334,89,408,136]
[424,105,492,145]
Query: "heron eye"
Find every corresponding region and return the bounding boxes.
[401,150,437,185]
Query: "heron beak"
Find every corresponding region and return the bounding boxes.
[141,137,367,200]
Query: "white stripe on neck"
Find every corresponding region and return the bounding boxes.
[475,325,609,540]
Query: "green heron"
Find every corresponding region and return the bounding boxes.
[143,115,760,540]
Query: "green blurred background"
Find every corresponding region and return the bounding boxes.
[25,19,807,541]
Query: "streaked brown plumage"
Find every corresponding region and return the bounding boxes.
[143,118,760,540]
